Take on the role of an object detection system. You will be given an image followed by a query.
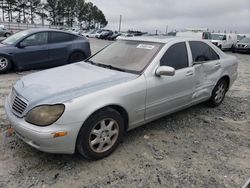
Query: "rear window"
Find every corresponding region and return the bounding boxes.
[50,32,77,43]
[189,41,219,62]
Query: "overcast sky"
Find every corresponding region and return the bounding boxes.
[87,0,250,34]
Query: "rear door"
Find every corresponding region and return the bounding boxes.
[188,41,221,103]
[48,32,77,66]
[14,32,49,69]
[145,42,195,120]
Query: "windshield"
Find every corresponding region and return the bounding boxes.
[211,34,225,40]
[240,37,250,43]
[2,30,30,45]
[88,40,162,74]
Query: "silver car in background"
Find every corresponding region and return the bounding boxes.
[5,37,238,159]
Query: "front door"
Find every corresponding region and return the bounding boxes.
[14,32,49,69]
[145,42,195,120]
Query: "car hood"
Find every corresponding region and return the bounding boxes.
[236,42,249,45]
[13,62,138,105]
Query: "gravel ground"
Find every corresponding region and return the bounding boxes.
[0,39,249,188]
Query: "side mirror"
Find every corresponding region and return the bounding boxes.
[155,66,175,77]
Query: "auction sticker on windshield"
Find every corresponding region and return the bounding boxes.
[137,44,155,50]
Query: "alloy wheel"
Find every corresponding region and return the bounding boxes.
[0,57,8,70]
[89,118,119,153]
[214,83,226,103]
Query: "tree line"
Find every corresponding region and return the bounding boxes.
[0,0,108,28]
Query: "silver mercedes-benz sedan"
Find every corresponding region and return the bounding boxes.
[5,37,238,159]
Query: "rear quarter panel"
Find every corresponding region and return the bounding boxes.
[219,54,238,88]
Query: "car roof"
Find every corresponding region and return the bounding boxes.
[24,28,78,35]
[118,36,194,44]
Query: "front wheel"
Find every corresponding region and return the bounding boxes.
[0,56,11,74]
[207,79,228,107]
[76,108,124,160]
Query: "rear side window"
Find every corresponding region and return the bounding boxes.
[50,32,77,43]
[189,41,219,62]
[160,42,189,70]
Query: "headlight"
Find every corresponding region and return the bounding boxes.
[25,104,65,126]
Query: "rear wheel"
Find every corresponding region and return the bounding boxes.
[77,108,124,160]
[207,79,228,107]
[68,52,86,63]
[0,56,11,74]
[4,33,11,37]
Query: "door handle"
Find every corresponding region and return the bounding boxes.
[185,70,194,76]
[215,62,221,67]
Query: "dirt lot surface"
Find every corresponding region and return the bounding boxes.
[0,39,249,188]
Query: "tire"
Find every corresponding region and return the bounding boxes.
[4,33,11,37]
[0,56,11,74]
[76,108,125,160]
[68,52,86,63]
[207,79,228,107]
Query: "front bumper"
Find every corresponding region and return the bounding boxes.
[4,97,81,154]
[233,47,250,53]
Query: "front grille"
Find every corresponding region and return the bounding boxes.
[237,44,246,48]
[11,90,28,116]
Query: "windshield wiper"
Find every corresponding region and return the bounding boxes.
[87,60,126,72]
[101,64,127,72]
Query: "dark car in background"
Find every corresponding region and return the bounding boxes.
[0,28,91,74]
[106,32,121,40]
[233,37,250,54]
[99,30,113,39]
[0,27,12,37]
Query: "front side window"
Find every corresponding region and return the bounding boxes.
[88,40,162,74]
[160,42,189,70]
[189,41,219,62]
[21,32,48,46]
[50,32,77,43]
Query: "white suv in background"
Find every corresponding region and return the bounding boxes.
[211,33,237,50]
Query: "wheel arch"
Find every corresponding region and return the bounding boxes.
[68,50,87,62]
[81,104,129,132]
[69,49,86,58]
[219,75,230,91]
[74,104,129,154]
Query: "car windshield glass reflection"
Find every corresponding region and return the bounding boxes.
[240,37,250,43]
[211,34,225,40]
[2,30,30,45]
[88,40,162,74]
